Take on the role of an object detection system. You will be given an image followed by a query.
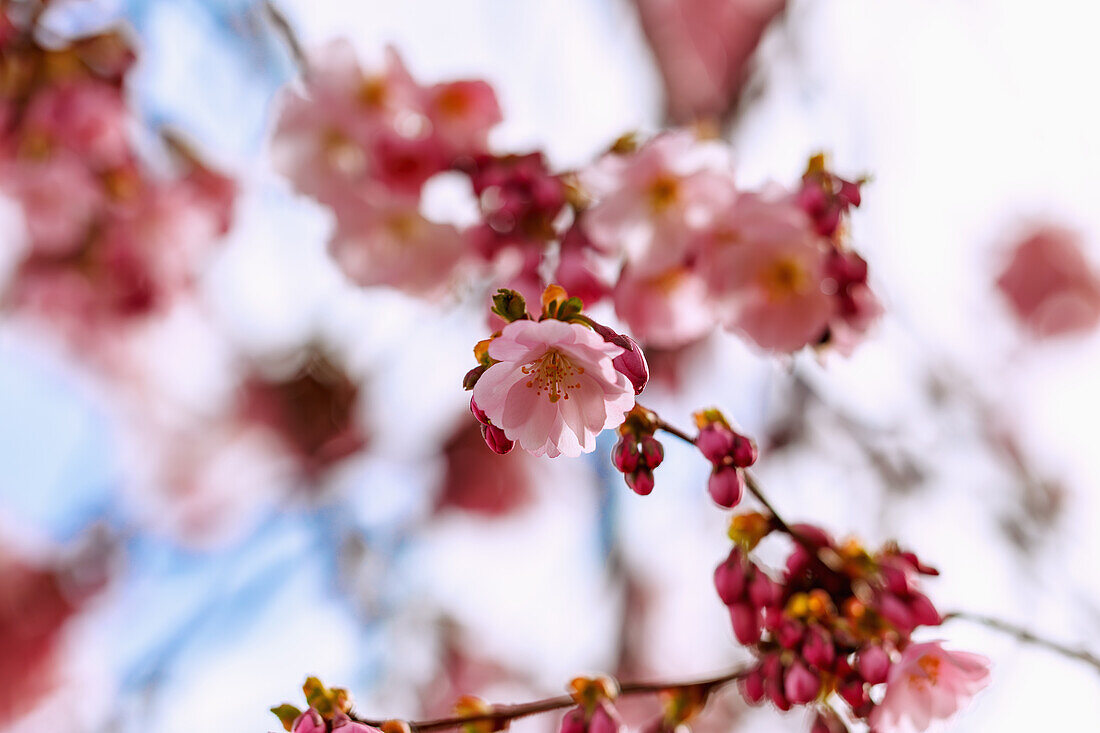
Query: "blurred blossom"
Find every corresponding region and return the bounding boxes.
[870,641,991,733]
[631,0,787,123]
[437,420,535,516]
[611,264,717,349]
[996,224,1100,338]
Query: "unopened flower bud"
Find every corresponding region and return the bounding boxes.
[776,618,804,649]
[907,592,942,627]
[588,702,623,733]
[729,433,757,468]
[802,626,836,669]
[713,549,747,605]
[612,337,649,395]
[560,707,587,733]
[481,424,515,455]
[612,437,641,473]
[471,397,490,425]
[639,435,664,468]
[332,713,382,733]
[783,661,820,704]
[626,467,655,496]
[857,644,891,685]
[878,593,915,632]
[837,679,868,710]
[695,424,735,464]
[464,364,488,390]
[765,672,790,712]
[729,602,762,645]
[740,667,765,704]
[707,467,744,508]
[748,571,780,609]
[491,288,530,323]
[291,709,325,733]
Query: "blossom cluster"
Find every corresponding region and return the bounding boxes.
[271,42,881,358]
[0,22,234,349]
[717,512,989,731]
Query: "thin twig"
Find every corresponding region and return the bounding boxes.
[263,0,307,73]
[944,611,1100,675]
[351,667,749,731]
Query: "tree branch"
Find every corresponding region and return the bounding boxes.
[944,610,1100,675]
[350,667,750,731]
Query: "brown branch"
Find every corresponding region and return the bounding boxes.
[350,667,750,731]
[263,0,306,73]
[944,611,1100,676]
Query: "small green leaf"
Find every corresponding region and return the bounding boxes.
[271,704,302,732]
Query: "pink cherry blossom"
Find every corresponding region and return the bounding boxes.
[632,0,786,123]
[472,318,635,458]
[0,154,104,256]
[995,224,1100,338]
[698,193,834,352]
[425,79,502,156]
[20,79,132,170]
[579,130,736,273]
[328,196,469,297]
[612,264,718,348]
[870,641,990,733]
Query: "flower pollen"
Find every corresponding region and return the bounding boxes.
[522,349,585,403]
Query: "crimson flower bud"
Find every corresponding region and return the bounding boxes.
[856,645,890,685]
[878,593,915,632]
[292,709,326,733]
[612,437,640,473]
[586,321,649,395]
[837,679,868,710]
[713,549,747,605]
[332,713,381,733]
[626,467,655,496]
[470,397,490,425]
[588,702,623,733]
[695,425,735,464]
[463,364,488,390]
[639,435,664,468]
[802,626,836,669]
[740,667,765,704]
[481,424,515,454]
[763,605,783,631]
[707,467,744,508]
[729,602,762,645]
[748,571,780,609]
[907,592,942,627]
[776,618,804,649]
[560,707,587,733]
[783,661,820,705]
[765,672,790,712]
[729,434,757,468]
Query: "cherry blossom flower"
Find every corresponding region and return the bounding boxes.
[870,641,990,733]
[424,80,502,156]
[472,318,635,458]
[698,194,834,352]
[631,0,787,123]
[327,196,469,297]
[612,264,718,348]
[0,154,104,256]
[579,130,735,273]
[19,79,132,170]
[996,224,1100,338]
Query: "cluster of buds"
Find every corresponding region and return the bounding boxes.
[717,515,947,728]
[559,676,623,733]
[796,153,864,239]
[693,410,757,508]
[612,405,664,495]
[463,285,647,458]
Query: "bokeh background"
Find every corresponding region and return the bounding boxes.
[4,0,1100,731]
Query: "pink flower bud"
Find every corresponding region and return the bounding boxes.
[740,667,765,704]
[748,571,780,609]
[713,549,747,605]
[856,645,891,685]
[481,424,515,454]
[837,679,868,709]
[626,467,655,495]
[878,593,915,632]
[332,713,382,733]
[802,626,836,669]
[729,433,757,468]
[879,564,910,596]
[763,605,783,631]
[765,672,790,712]
[907,592,942,627]
[776,618,804,649]
[639,435,664,468]
[695,424,735,464]
[586,320,649,395]
[707,467,744,508]
[292,709,325,733]
[729,602,762,645]
[588,701,623,733]
[470,396,490,425]
[612,437,640,473]
[783,661,820,704]
[560,707,587,733]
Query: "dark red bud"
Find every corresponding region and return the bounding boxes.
[714,550,747,605]
[729,602,762,645]
[626,467,655,496]
[856,645,890,685]
[707,467,744,508]
[612,437,640,473]
[783,661,820,705]
[729,434,757,468]
[695,425,735,465]
[463,364,487,390]
[907,592,942,627]
[740,667,765,705]
[639,435,664,468]
[480,424,515,455]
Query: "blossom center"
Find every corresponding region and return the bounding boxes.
[521,349,585,403]
[358,76,389,108]
[647,174,681,213]
[908,654,942,689]
[759,256,809,301]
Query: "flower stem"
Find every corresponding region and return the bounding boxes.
[943,610,1100,675]
[264,0,307,73]
[351,667,750,731]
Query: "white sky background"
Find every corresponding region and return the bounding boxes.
[8,0,1100,732]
